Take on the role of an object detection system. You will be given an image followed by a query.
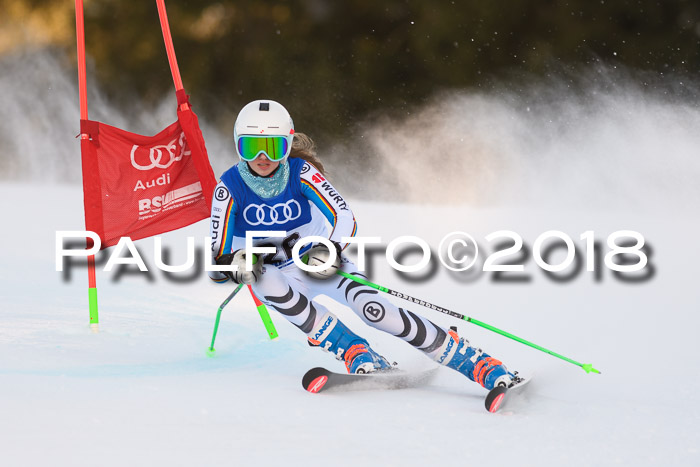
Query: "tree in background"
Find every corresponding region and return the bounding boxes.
[2,0,699,146]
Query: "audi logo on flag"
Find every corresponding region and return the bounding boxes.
[130,132,191,171]
[242,200,302,226]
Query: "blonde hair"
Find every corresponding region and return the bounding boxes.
[289,132,326,176]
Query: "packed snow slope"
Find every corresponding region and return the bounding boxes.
[2,50,700,467]
[1,181,698,467]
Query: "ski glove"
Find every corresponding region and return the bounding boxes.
[302,241,342,280]
[216,249,262,285]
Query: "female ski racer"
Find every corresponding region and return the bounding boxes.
[208,100,514,390]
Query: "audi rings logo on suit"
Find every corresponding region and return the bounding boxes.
[243,200,303,226]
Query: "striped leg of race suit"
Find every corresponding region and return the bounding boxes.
[251,264,325,335]
[322,260,448,358]
[251,257,448,359]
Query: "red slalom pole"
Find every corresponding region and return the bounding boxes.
[155,0,189,110]
[75,0,88,120]
[248,285,278,340]
[75,0,99,331]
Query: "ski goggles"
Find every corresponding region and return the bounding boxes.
[236,135,291,162]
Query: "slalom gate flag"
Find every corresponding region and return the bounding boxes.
[80,90,216,248]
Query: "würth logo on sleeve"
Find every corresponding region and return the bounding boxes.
[319,181,348,211]
[130,132,191,171]
[311,173,325,183]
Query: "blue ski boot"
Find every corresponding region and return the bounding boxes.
[308,312,392,374]
[434,330,513,390]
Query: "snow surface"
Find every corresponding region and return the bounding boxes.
[2,49,700,467]
[1,181,699,467]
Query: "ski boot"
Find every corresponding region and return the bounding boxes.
[308,312,392,374]
[434,329,513,390]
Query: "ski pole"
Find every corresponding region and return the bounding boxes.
[336,270,600,374]
[248,285,279,340]
[207,284,244,357]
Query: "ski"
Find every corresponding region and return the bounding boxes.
[302,367,438,393]
[303,367,532,413]
[484,375,532,413]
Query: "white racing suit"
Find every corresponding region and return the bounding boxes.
[208,157,448,358]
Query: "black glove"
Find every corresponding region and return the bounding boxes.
[303,241,342,280]
[216,249,262,284]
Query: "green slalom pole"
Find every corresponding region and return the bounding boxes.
[337,270,600,374]
[248,285,278,340]
[87,251,99,332]
[207,284,244,357]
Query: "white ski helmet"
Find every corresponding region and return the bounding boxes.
[234,100,295,161]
